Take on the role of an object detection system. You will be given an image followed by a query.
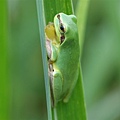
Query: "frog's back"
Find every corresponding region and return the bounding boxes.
[55,34,80,99]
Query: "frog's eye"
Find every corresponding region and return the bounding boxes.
[60,25,64,31]
[60,24,65,33]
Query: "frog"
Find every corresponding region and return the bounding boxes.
[45,13,80,107]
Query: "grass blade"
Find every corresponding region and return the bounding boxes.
[36,0,52,120]
[0,0,9,119]
[76,0,90,56]
[36,0,87,119]
[56,65,87,120]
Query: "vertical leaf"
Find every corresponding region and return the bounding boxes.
[36,0,87,120]
[76,0,90,56]
[36,0,52,120]
[0,0,9,119]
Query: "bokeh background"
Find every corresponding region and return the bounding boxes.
[79,1,120,120]
[1,0,120,120]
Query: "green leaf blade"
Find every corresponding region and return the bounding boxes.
[44,0,73,23]
[57,66,87,120]
[36,0,87,119]
[0,0,9,119]
[36,0,52,120]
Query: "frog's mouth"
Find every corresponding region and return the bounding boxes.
[57,14,65,44]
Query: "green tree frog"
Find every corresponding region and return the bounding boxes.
[45,13,80,107]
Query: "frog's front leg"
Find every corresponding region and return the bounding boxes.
[49,67,63,107]
[46,39,58,62]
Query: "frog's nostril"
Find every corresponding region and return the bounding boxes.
[57,14,60,19]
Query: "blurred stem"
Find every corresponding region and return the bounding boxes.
[0,0,9,120]
[76,0,90,57]
[53,107,58,120]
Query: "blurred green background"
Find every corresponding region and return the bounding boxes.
[0,0,120,120]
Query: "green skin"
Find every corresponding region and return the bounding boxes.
[48,13,80,107]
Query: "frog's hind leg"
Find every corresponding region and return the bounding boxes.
[63,67,79,103]
[48,64,54,107]
[52,70,63,106]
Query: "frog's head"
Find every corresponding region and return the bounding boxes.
[54,13,77,44]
